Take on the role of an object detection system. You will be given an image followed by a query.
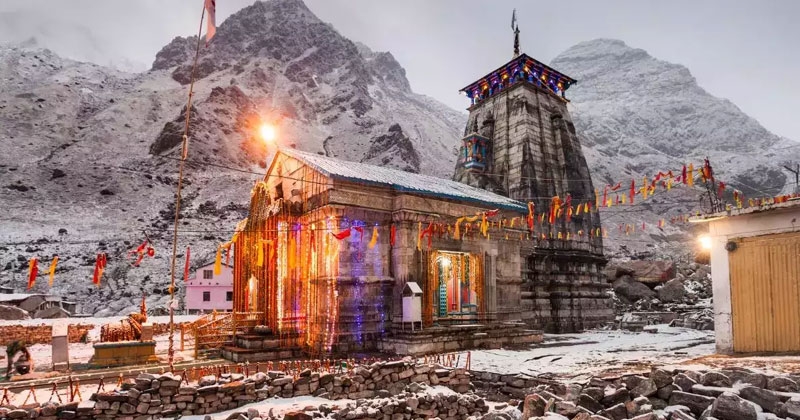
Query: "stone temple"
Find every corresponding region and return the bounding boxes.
[453,44,613,332]
[216,31,613,362]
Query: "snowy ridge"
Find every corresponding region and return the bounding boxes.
[550,39,800,254]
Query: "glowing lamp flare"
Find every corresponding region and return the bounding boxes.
[259,123,277,143]
[699,235,712,251]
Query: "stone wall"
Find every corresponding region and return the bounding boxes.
[0,325,93,345]
[0,323,189,346]
[0,361,473,420]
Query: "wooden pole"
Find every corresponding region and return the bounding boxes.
[168,2,207,372]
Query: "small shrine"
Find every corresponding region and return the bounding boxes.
[90,296,158,367]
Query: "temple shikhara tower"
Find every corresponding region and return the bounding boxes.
[453,23,612,332]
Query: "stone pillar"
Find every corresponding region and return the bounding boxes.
[140,322,154,342]
[51,322,69,371]
[484,250,498,320]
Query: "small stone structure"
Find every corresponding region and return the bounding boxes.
[0,360,474,419]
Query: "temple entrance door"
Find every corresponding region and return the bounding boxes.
[431,251,482,321]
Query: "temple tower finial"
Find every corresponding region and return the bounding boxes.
[512,9,520,57]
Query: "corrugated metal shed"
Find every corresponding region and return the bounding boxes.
[281,148,527,212]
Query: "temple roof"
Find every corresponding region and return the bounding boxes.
[460,53,577,101]
[278,148,527,212]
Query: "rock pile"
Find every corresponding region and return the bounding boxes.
[0,361,473,420]
[608,261,713,331]
[512,367,800,420]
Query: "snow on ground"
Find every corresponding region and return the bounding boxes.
[469,325,715,380]
[1,333,197,373]
[0,314,199,328]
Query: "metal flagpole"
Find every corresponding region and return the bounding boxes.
[168,2,207,372]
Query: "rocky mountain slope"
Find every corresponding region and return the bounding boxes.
[1,5,797,314]
[551,39,800,255]
[0,0,463,315]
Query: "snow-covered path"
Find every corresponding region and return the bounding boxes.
[469,325,714,380]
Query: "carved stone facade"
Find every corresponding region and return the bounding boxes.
[232,149,539,356]
[453,54,613,332]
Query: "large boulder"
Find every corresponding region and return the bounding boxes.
[702,372,733,387]
[613,277,656,302]
[610,261,675,285]
[710,392,759,420]
[658,279,686,303]
[738,386,783,415]
[669,391,715,415]
[651,369,674,389]
[767,377,799,393]
[0,304,30,320]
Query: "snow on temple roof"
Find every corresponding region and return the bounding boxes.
[279,148,527,212]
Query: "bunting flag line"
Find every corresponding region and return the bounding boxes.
[48,256,58,287]
[27,257,38,290]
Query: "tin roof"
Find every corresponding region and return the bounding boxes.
[689,198,800,223]
[280,148,527,212]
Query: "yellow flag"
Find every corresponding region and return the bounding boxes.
[416,222,422,251]
[214,246,222,275]
[256,242,264,267]
[48,256,58,287]
[368,226,379,249]
[687,163,694,187]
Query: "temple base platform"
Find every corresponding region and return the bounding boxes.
[221,333,303,363]
[377,322,543,356]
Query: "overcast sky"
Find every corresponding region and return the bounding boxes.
[1,0,798,140]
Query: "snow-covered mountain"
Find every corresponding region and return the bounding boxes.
[549,39,800,256]
[2,6,796,314]
[0,0,463,315]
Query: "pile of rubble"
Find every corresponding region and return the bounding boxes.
[607,261,713,331]
[515,367,800,420]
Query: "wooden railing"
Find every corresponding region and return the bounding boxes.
[191,311,264,359]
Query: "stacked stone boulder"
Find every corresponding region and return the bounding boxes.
[487,367,800,420]
[0,361,474,420]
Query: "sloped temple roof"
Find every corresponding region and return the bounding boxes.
[279,148,527,212]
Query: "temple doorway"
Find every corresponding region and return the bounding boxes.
[429,251,483,321]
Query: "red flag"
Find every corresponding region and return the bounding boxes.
[681,165,687,184]
[390,225,396,247]
[27,257,38,289]
[204,0,217,43]
[93,253,107,286]
[332,228,351,240]
[527,202,535,231]
[353,226,364,242]
[485,209,500,218]
[183,246,191,282]
[629,179,636,204]
[565,194,573,222]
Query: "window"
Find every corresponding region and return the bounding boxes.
[226,291,233,302]
[202,291,211,302]
[203,270,213,279]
